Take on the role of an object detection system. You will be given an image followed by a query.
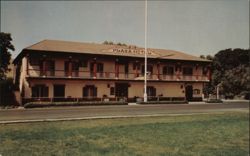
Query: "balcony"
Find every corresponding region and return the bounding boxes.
[27,69,210,82]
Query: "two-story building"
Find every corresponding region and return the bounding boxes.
[13,40,211,104]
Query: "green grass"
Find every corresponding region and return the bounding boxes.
[0,112,249,156]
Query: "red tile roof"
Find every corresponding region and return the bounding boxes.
[14,39,211,63]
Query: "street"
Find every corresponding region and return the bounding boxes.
[0,102,249,123]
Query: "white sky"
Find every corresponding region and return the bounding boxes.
[1,0,249,58]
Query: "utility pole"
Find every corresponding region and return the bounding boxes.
[144,0,148,102]
[216,83,222,100]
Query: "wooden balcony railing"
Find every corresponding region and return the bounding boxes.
[28,69,210,81]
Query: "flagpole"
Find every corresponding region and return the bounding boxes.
[144,0,148,102]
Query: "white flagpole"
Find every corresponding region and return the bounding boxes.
[144,0,148,102]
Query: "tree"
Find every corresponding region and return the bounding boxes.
[211,48,250,98]
[199,55,205,59]
[0,33,15,80]
[103,41,109,45]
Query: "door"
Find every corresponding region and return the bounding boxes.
[115,83,128,98]
[185,85,193,101]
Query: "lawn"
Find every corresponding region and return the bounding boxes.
[0,112,249,156]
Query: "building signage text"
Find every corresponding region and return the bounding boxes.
[112,48,154,55]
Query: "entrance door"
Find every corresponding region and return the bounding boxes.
[115,83,128,98]
[185,85,193,101]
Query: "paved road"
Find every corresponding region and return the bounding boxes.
[0,102,249,123]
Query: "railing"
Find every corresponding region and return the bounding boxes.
[28,69,210,81]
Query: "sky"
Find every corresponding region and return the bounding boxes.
[1,0,249,58]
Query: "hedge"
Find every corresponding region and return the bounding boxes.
[205,99,223,103]
[137,101,187,105]
[24,101,128,108]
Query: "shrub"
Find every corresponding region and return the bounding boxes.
[206,99,223,103]
[24,101,128,108]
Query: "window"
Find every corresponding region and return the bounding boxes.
[125,64,129,74]
[83,85,97,97]
[72,62,79,71]
[79,60,88,67]
[72,62,79,77]
[97,63,104,72]
[141,65,153,75]
[64,61,69,76]
[29,58,40,66]
[53,85,65,97]
[147,86,156,97]
[64,61,79,76]
[183,67,193,75]
[193,89,200,95]
[97,63,104,77]
[110,87,115,95]
[46,60,55,76]
[133,63,140,70]
[39,60,55,76]
[32,85,48,98]
[163,66,174,75]
[202,66,208,75]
